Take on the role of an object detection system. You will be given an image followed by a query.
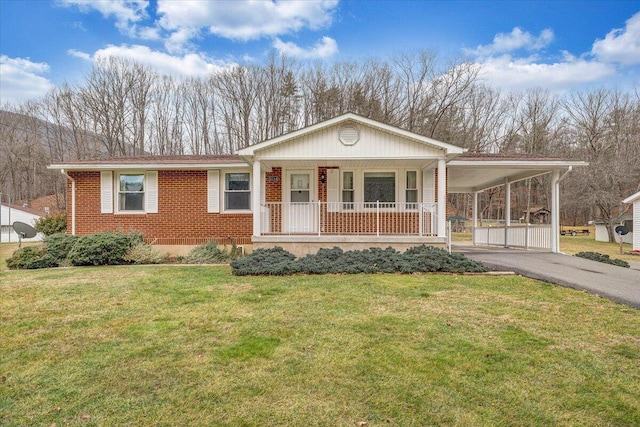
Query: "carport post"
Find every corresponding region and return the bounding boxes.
[551,170,560,253]
[504,178,510,248]
[472,191,478,246]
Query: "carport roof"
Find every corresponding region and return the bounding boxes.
[448,152,587,193]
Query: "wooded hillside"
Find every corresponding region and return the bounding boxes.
[1,53,638,239]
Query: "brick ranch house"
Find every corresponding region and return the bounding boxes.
[49,113,586,256]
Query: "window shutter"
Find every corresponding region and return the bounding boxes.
[326,169,340,212]
[145,171,158,213]
[207,170,220,213]
[422,169,435,205]
[100,171,113,213]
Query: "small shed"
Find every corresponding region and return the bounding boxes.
[593,216,633,244]
[622,191,640,252]
[524,206,551,224]
[0,203,44,243]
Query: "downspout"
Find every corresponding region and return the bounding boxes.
[60,169,76,235]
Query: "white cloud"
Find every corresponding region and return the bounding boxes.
[592,12,640,65]
[59,0,158,39]
[273,36,338,59]
[465,27,554,57]
[157,0,339,50]
[476,55,616,91]
[0,56,54,105]
[69,45,231,78]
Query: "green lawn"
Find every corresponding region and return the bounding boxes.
[1,264,639,426]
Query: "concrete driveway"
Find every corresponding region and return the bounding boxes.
[455,244,640,309]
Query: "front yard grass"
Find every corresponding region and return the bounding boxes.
[2,265,639,426]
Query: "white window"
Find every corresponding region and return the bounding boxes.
[118,174,145,211]
[105,171,158,214]
[342,171,354,210]
[225,172,251,210]
[406,171,418,209]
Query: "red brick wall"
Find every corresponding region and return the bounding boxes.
[67,170,252,245]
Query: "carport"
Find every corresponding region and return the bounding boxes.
[448,153,587,253]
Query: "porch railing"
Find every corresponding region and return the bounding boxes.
[474,225,552,250]
[260,202,438,237]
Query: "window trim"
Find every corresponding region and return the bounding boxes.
[223,170,252,212]
[115,171,146,214]
[330,168,421,212]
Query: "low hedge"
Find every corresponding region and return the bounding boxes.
[67,232,140,266]
[575,251,630,268]
[6,246,58,270]
[231,245,488,276]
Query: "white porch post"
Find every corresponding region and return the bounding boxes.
[252,159,262,237]
[437,158,447,237]
[472,191,478,246]
[504,178,510,247]
[551,170,560,253]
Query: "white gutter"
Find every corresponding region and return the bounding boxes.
[60,169,76,235]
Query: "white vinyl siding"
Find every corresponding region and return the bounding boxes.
[259,124,443,160]
[635,201,640,251]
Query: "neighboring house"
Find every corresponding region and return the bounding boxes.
[0,202,45,243]
[622,191,640,252]
[49,113,586,255]
[593,216,633,245]
[17,194,65,215]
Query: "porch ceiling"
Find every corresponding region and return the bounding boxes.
[447,165,556,193]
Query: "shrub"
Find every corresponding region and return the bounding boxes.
[6,246,58,270]
[44,233,78,264]
[185,242,243,264]
[67,232,136,266]
[34,212,67,236]
[124,243,168,265]
[575,252,630,268]
[231,245,489,276]
[230,247,298,276]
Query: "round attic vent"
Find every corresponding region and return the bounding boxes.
[339,124,360,146]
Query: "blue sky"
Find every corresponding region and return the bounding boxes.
[1,0,639,105]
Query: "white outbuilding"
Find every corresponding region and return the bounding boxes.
[622,191,640,252]
[0,203,45,243]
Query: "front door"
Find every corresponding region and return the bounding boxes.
[284,170,317,233]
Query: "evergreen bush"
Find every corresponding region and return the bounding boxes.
[67,232,135,266]
[231,245,488,276]
[6,246,58,270]
[575,252,630,268]
[34,212,67,236]
[43,233,78,264]
[230,247,298,275]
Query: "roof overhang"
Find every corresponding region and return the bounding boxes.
[623,191,640,204]
[48,159,249,171]
[447,159,588,193]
